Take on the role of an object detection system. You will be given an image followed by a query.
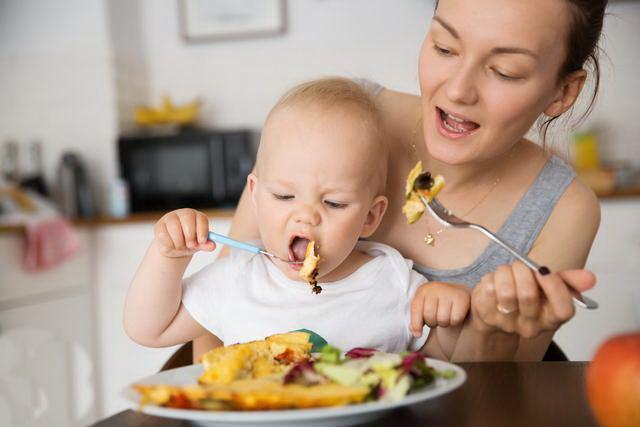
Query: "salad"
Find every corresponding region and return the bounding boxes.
[284,345,456,402]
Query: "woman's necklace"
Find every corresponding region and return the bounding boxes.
[410,117,509,247]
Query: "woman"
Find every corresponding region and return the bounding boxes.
[194,0,605,361]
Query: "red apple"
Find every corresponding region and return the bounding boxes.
[585,332,640,427]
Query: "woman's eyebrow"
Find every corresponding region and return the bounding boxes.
[491,46,539,60]
[433,15,538,60]
[433,16,459,39]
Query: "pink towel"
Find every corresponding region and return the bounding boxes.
[23,217,81,272]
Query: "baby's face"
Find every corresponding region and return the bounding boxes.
[249,105,387,282]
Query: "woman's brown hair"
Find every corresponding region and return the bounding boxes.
[539,0,609,145]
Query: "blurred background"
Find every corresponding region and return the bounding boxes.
[0,0,639,425]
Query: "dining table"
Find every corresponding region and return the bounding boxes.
[92,361,599,427]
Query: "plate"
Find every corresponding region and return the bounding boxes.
[122,359,466,427]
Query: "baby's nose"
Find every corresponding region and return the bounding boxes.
[294,205,320,226]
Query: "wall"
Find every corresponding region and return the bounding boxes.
[0,0,118,208]
[133,0,640,161]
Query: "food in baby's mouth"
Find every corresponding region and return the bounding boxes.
[299,241,321,294]
[402,161,445,224]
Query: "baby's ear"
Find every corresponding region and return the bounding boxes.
[247,174,259,206]
[360,195,388,238]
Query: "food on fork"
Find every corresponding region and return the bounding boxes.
[134,332,453,411]
[402,161,445,224]
[298,241,322,294]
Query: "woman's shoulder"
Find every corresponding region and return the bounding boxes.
[530,153,601,269]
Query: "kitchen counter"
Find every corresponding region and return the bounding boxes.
[0,208,235,233]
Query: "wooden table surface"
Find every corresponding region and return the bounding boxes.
[92,362,598,427]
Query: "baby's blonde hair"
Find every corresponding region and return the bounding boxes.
[261,77,388,194]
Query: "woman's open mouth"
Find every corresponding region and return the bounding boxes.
[435,107,480,139]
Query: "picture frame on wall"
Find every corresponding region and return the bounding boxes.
[179,0,286,42]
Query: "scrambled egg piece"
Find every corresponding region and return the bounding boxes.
[199,332,312,385]
[299,241,321,294]
[135,380,369,410]
[402,161,445,224]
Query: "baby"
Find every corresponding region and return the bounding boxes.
[124,77,470,354]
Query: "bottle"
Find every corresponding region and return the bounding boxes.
[56,152,95,218]
[1,140,19,183]
[20,140,48,196]
[108,178,129,218]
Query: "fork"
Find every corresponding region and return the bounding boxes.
[207,231,303,265]
[420,196,599,310]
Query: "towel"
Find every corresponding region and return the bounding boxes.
[0,185,82,272]
[23,216,81,272]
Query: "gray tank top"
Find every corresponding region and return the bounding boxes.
[413,155,575,287]
[355,78,576,287]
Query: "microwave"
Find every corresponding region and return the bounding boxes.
[118,129,256,212]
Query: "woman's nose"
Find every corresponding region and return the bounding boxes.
[445,65,479,105]
[294,204,321,226]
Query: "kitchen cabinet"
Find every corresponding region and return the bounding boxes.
[0,231,97,427]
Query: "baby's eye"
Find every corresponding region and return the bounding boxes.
[273,193,294,201]
[324,200,347,209]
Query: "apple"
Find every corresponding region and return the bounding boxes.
[585,332,640,427]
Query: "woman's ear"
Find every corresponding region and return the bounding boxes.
[247,173,259,207]
[544,69,587,118]
[360,195,389,238]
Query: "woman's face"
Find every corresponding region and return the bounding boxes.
[418,0,572,165]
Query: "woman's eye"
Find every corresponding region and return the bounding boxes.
[324,200,347,209]
[433,44,453,56]
[493,69,521,81]
[273,194,294,201]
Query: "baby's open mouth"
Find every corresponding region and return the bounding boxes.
[289,236,312,263]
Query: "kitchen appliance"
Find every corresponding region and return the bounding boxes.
[56,152,95,218]
[118,128,256,212]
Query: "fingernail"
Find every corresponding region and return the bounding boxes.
[413,331,422,338]
[538,266,550,276]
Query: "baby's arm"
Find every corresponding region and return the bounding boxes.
[123,209,216,348]
[410,282,471,357]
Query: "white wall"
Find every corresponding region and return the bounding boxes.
[0,0,118,207]
[131,0,433,128]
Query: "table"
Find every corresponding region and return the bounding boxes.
[92,362,598,427]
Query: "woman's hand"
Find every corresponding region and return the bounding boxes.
[470,261,596,338]
[154,208,216,258]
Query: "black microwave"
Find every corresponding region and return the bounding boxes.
[118,129,256,212]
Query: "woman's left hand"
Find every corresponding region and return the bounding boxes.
[470,261,596,338]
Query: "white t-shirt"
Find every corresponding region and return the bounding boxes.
[182,241,429,353]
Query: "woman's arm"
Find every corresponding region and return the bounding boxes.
[442,179,601,361]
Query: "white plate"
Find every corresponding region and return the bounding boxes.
[122,359,466,427]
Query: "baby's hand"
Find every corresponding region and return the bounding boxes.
[154,208,216,258]
[410,282,471,337]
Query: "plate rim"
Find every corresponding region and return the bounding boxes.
[122,358,466,422]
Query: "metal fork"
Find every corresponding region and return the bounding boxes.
[420,196,598,309]
[207,231,303,265]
